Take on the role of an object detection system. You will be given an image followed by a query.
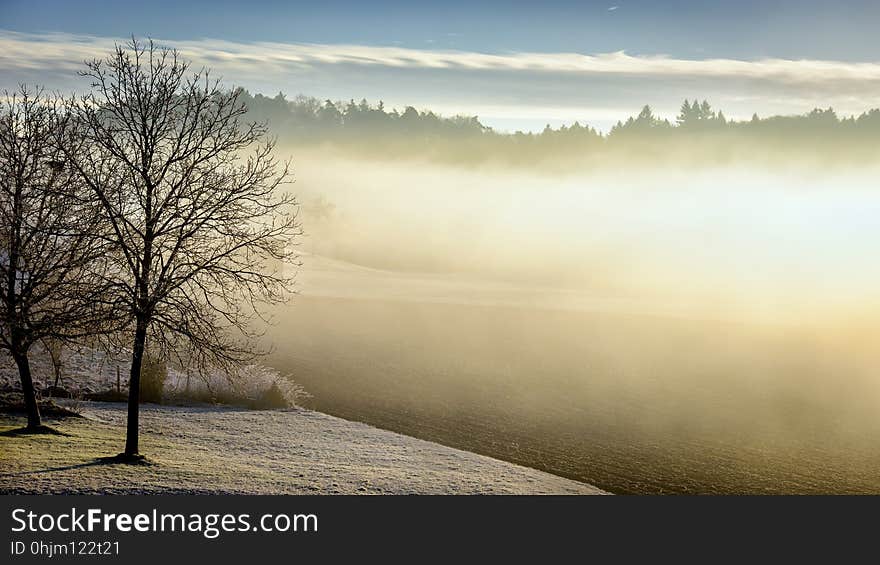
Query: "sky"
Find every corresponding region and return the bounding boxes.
[2,0,880,131]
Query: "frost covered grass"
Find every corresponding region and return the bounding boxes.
[0,402,605,495]
[0,345,309,411]
[164,364,310,409]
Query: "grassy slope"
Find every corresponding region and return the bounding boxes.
[0,402,604,495]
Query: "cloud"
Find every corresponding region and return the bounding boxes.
[3,29,880,87]
[2,30,880,131]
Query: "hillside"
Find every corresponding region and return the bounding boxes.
[0,402,605,495]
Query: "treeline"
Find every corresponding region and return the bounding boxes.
[240,91,880,167]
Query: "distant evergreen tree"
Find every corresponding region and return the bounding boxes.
[318,100,342,128]
[677,99,694,126]
[637,105,655,122]
[699,100,713,121]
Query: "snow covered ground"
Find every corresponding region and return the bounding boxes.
[0,402,605,495]
[0,348,131,395]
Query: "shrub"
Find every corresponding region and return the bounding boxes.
[165,364,309,409]
[139,354,167,403]
[255,382,289,409]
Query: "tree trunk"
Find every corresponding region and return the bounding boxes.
[12,351,41,429]
[52,360,62,388]
[124,318,148,456]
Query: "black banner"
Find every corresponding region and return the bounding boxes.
[0,495,876,563]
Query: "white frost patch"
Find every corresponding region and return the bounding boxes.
[1,402,605,495]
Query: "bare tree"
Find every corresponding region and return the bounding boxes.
[0,86,113,430]
[64,40,300,458]
[41,336,66,389]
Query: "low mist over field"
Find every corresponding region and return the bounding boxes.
[262,150,880,493]
[291,150,880,327]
